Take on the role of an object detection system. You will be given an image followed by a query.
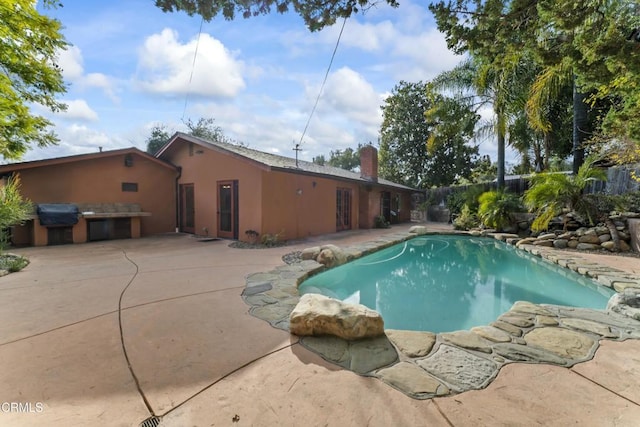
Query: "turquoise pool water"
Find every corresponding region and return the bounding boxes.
[299,236,615,333]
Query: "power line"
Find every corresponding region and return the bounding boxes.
[296,17,348,148]
[182,16,205,121]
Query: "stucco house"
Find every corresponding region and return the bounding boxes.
[0,148,177,246]
[1,134,416,246]
[156,133,415,242]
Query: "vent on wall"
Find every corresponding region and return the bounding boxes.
[122,182,138,192]
[124,154,134,167]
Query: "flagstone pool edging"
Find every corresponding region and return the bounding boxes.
[241,230,640,399]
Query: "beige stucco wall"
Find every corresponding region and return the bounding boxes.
[261,171,361,240]
[164,142,264,239]
[162,137,413,242]
[359,186,413,228]
[10,152,176,239]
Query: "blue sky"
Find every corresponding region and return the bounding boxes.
[25,0,512,165]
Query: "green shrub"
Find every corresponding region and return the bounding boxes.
[477,190,522,231]
[0,255,28,272]
[374,215,390,229]
[524,156,606,231]
[446,185,485,217]
[260,230,285,247]
[453,205,480,230]
[0,175,32,252]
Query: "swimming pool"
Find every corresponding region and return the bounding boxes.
[298,235,615,333]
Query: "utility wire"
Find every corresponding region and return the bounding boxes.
[182,16,205,121]
[297,17,348,147]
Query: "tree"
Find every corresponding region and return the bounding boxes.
[430,0,640,172]
[154,0,399,31]
[0,175,32,251]
[146,124,172,155]
[145,117,234,154]
[185,117,229,142]
[429,57,520,188]
[1,0,68,160]
[380,81,478,188]
[312,145,364,171]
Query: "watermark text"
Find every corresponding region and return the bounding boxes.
[0,402,44,413]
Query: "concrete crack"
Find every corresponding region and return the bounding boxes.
[115,246,156,417]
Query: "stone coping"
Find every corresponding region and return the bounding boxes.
[241,229,640,399]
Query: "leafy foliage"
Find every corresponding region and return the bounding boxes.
[446,185,485,216]
[523,156,607,231]
[0,175,33,251]
[185,117,230,142]
[145,117,234,154]
[582,191,640,222]
[0,254,29,272]
[373,215,390,229]
[430,0,640,159]
[0,0,68,160]
[453,205,480,230]
[477,190,522,231]
[379,81,478,188]
[312,144,363,171]
[146,124,172,155]
[154,0,399,31]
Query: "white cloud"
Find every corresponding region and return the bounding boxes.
[136,28,246,98]
[57,45,84,81]
[320,19,396,52]
[20,124,126,161]
[56,46,118,101]
[59,99,99,121]
[318,67,383,126]
[391,28,464,81]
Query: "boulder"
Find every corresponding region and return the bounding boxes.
[576,243,601,251]
[584,228,598,236]
[578,234,601,244]
[289,293,384,340]
[408,225,428,235]
[567,239,579,249]
[599,233,611,243]
[301,246,321,260]
[575,227,588,236]
[553,239,568,249]
[316,244,347,268]
[516,237,537,247]
[607,288,640,321]
[618,231,630,241]
[538,233,556,240]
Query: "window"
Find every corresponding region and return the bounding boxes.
[124,154,134,167]
[122,182,138,192]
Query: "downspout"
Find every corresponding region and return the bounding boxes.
[175,166,182,233]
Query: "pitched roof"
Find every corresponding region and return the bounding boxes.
[158,132,416,191]
[0,147,177,174]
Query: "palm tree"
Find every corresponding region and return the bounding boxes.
[523,155,606,231]
[432,55,533,188]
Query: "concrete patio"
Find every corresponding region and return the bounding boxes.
[0,224,639,426]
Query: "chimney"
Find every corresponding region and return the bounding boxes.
[360,145,378,183]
